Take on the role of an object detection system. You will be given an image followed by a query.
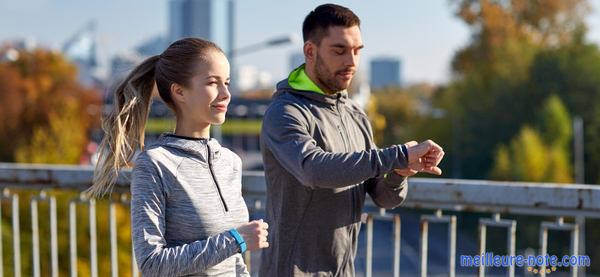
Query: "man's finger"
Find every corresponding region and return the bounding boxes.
[422,166,442,175]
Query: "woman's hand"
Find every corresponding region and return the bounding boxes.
[236,219,269,251]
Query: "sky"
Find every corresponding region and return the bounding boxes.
[2,0,600,85]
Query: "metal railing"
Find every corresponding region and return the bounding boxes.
[0,163,598,276]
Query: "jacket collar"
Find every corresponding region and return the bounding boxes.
[156,133,222,161]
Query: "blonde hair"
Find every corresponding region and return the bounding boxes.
[88,38,223,197]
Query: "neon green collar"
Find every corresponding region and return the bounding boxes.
[288,64,325,95]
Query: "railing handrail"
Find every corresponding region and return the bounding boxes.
[1,162,598,217]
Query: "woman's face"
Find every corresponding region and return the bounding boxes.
[178,50,231,126]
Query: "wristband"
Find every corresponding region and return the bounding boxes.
[229,229,247,253]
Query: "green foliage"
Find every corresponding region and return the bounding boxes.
[488,95,573,183]
[537,94,572,147]
[528,42,600,183]
[145,117,263,135]
[406,0,596,181]
[490,123,573,183]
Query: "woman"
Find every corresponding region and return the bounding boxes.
[88,38,268,276]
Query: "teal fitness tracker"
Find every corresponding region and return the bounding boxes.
[229,229,247,253]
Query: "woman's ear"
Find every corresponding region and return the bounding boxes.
[170,83,186,104]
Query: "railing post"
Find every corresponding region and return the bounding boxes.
[30,191,59,277]
[420,209,456,277]
[0,194,3,277]
[539,217,579,277]
[478,213,516,277]
[69,194,99,277]
[50,196,58,277]
[31,195,40,277]
[109,198,118,277]
[420,216,428,277]
[365,214,373,277]
[120,194,139,277]
[393,214,401,277]
[2,189,22,277]
[575,216,586,277]
[69,199,77,277]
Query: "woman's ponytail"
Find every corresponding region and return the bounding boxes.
[87,55,159,197]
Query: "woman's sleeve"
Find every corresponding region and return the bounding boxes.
[130,156,240,277]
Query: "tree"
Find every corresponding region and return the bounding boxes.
[369,84,439,147]
[528,42,600,183]
[431,0,590,179]
[0,47,101,164]
[490,95,573,183]
[451,0,588,79]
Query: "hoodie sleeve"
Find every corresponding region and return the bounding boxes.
[130,154,240,277]
[362,116,409,209]
[364,168,408,209]
[261,101,409,189]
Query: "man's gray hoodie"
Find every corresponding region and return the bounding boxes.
[259,79,409,277]
[131,134,250,276]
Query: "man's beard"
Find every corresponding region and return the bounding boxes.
[315,53,351,93]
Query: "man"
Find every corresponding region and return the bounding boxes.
[259,4,444,276]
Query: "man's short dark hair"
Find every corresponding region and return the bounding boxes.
[302,3,360,45]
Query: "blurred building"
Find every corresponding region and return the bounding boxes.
[236,65,273,92]
[62,21,101,86]
[370,57,402,90]
[169,0,234,55]
[136,35,169,57]
[109,51,144,82]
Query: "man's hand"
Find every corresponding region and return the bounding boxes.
[395,140,445,176]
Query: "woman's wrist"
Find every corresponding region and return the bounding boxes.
[228,229,247,253]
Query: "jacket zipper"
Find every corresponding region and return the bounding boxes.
[207,144,229,212]
[336,102,350,152]
[336,99,356,258]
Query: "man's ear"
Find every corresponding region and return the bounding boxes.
[170,83,186,104]
[304,41,315,63]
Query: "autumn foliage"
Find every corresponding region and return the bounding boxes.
[0,47,101,164]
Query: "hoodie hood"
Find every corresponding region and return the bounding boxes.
[278,64,349,106]
[275,78,348,106]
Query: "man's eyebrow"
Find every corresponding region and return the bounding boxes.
[330,44,364,49]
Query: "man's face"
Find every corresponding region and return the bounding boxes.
[311,25,363,94]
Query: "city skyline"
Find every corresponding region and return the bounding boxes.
[2,0,600,85]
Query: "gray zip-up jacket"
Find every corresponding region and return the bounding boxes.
[131,134,250,276]
[259,80,409,277]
